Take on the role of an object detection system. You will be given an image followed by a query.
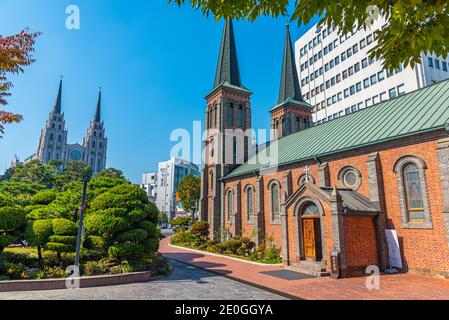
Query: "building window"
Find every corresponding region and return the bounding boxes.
[246,186,255,223]
[428,57,434,68]
[210,171,214,190]
[380,92,387,101]
[338,166,362,190]
[362,58,368,69]
[50,133,54,141]
[269,181,281,223]
[442,61,448,72]
[238,105,243,127]
[356,82,362,92]
[394,156,432,228]
[354,62,360,73]
[226,190,234,223]
[378,71,385,82]
[389,88,397,99]
[363,78,370,88]
[435,59,440,70]
[360,38,366,49]
[397,84,406,96]
[229,103,234,127]
[370,74,377,85]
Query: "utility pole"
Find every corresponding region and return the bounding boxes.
[74,167,93,268]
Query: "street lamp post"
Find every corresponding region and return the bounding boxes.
[74,168,93,268]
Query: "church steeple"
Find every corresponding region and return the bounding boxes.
[214,19,242,89]
[278,24,303,104]
[53,79,63,114]
[270,24,312,140]
[94,89,101,122]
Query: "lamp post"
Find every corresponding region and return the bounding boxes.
[74,167,93,268]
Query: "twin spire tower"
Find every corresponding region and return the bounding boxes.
[199,19,312,236]
[33,79,107,173]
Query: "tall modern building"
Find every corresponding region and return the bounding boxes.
[25,79,108,173]
[152,157,200,220]
[295,17,449,124]
[141,172,157,203]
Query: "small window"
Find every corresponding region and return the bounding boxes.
[403,164,426,222]
[339,166,362,190]
[435,59,440,70]
[442,61,448,72]
[389,88,397,99]
[270,182,281,223]
[227,190,234,223]
[246,187,255,223]
[428,57,434,68]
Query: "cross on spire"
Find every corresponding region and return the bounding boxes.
[304,165,310,183]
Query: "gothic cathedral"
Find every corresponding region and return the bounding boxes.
[28,79,107,173]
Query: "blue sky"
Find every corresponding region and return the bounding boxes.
[0,0,319,183]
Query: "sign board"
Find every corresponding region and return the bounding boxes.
[330,250,341,279]
[385,229,403,269]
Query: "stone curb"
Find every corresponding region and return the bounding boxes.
[0,271,152,293]
[168,244,283,267]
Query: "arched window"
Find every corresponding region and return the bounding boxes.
[227,190,234,223]
[403,164,425,222]
[238,105,243,127]
[302,202,320,216]
[269,181,281,223]
[393,155,432,228]
[214,106,218,127]
[50,133,54,141]
[246,186,255,223]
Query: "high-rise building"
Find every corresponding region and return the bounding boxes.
[154,157,200,220]
[294,17,449,124]
[141,172,157,203]
[25,79,108,173]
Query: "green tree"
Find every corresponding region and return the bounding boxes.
[169,0,449,70]
[11,160,57,188]
[84,184,160,261]
[177,175,200,215]
[0,206,26,253]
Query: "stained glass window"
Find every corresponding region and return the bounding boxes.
[403,164,425,221]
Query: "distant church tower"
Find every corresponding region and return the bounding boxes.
[36,79,69,162]
[83,89,107,174]
[270,25,312,140]
[199,20,252,238]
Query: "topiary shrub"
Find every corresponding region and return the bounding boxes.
[0,206,26,252]
[30,190,57,205]
[83,235,105,250]
[51,218,77,236]
[84,184,160,263]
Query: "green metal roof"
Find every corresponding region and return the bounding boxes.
[225,79,449,179]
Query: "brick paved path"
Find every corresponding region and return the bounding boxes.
[0,259,286,300]
[160,237,449,300]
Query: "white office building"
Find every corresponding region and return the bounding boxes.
[154,157,200,220]
[141,172,157,203]
[295,17,449,124]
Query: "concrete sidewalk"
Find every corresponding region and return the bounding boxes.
[159,237,449,300]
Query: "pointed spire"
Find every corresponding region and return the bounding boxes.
[214,19,242,89]
[53,78,63,114]
[278,24,303,104]
[94,88,102,122]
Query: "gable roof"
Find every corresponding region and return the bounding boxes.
[225,79,449,179]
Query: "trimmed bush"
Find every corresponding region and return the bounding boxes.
[48,235,77,246]
[30,190,57,205]
[84,213,129,238]
[51,218,77,236]
[116,229,148,243]
[25,219,53,247]
[108,243,145,259]
[138,220,157,238]
[83,235,105,250]
[45,242,74,253]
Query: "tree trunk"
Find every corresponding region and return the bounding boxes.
[37,245,43,261]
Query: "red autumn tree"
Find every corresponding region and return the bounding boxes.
[0,29,40,137]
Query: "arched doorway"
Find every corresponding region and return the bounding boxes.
[300,202,323,262]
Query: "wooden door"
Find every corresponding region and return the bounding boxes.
[303,218,316,261]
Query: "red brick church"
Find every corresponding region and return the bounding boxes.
[199,20,449,278]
